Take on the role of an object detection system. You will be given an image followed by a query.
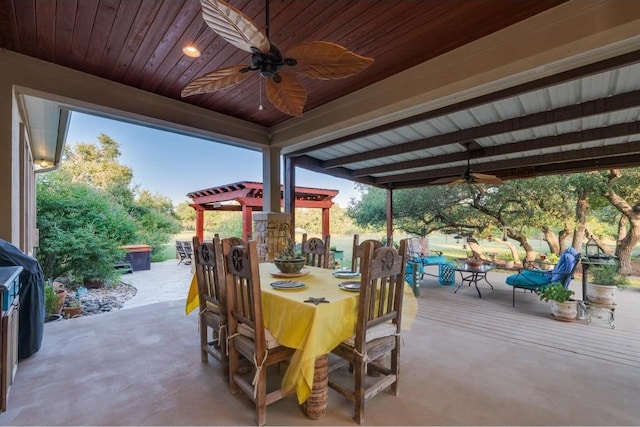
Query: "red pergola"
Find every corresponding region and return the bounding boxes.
[187,181,338,242]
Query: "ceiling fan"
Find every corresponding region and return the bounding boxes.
[432,143,503,186]
[181,0,374,117]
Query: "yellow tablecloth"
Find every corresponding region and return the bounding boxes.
[185,263,417,404]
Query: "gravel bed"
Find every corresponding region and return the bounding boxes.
[56,281,138,320]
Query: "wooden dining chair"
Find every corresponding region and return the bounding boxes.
[328,239,408,424]
[350,234,384,273]
[222,238,295,426]
[192,235,228,379]
[301,233,332,269]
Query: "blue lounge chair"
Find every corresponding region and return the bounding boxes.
[505,247,581,307]
[407,237,448,279]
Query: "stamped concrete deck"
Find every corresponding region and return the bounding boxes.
[2,261,640,425]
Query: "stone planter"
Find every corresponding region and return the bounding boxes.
[586,283,616,305]
[550,300,578,322]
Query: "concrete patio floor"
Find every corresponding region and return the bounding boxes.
[2,261,640,426]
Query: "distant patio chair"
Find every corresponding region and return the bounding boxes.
[505,247,581,307]
[301,233,332,269]
[406,236,448,279]
[176,240,193,265]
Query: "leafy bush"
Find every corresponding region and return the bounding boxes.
[538,283,574,303]
[129,205,181,260]
[36,176,137,282]
[590,264,630,288]
[44,282,58,317]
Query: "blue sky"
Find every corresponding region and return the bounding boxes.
[65,112,361,208]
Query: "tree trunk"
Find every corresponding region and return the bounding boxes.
[617,215,628,244]
[541,226,559,255]
[602,188,640,275]
[466,239,486,260]
[572,190,589,250]
[558,227,571,253]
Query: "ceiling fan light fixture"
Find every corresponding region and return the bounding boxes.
[181,0,373,117]
[182,45,201,58]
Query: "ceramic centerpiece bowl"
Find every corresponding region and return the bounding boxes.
[274,258,305,274]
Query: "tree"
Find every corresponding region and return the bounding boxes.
[597,169,640,274]
[175,202,196,229]
[62,133,135,206]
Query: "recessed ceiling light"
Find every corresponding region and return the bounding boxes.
[182,45,201,58]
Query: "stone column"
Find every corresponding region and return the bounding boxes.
[253,212,291,262]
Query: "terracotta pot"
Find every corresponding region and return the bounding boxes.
[62,306,82,319]
[586,283,616,305]
[550,300,578,321]
[55,290,67,314]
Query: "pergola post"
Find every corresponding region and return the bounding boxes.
[322,207,330,238]
[242,204,253,241]
[193,205,204,242]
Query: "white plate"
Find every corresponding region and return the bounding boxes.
[270,281,306,290]
[338,281,361,292]
[269,269,310,278]
[332,271,360,279]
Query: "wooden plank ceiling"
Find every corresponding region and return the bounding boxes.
[4,0,640,190]
[0,0,565,127]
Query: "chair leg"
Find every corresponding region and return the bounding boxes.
[228,344,240,395]
[256,366,267,426]
[199,318,208,362]
[390,339,400,396]
[354,359,366,424]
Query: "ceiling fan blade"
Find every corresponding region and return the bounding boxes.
[447,178,467,186]
[430,176,458,185]
[181,65,251,97]
[200,0,270,54]
[265,72,307,117]
[470,172,504,185]
[284,41,374,80]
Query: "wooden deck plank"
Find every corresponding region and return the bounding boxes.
[413,273,640,369]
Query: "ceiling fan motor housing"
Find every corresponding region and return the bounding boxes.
[252,43,290,78]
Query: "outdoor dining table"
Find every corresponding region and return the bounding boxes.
[185,262,417,419]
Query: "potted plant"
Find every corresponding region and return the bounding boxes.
[501,253,515,269]
[586,264,629,305]
[273,232,305,274]
[538,283,578,321]
[62,297,83,319]
[44,281,66,321]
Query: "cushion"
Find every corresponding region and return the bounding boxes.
[550,247,579,284]
[420,255,448,265]
[407,238,421,256]
[343,322,398,347]
[506,269,552,289]
[237,323,281,349]
[204,300,220,314]
[417,238,429,256]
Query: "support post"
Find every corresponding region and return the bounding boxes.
[386,187,393,247]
